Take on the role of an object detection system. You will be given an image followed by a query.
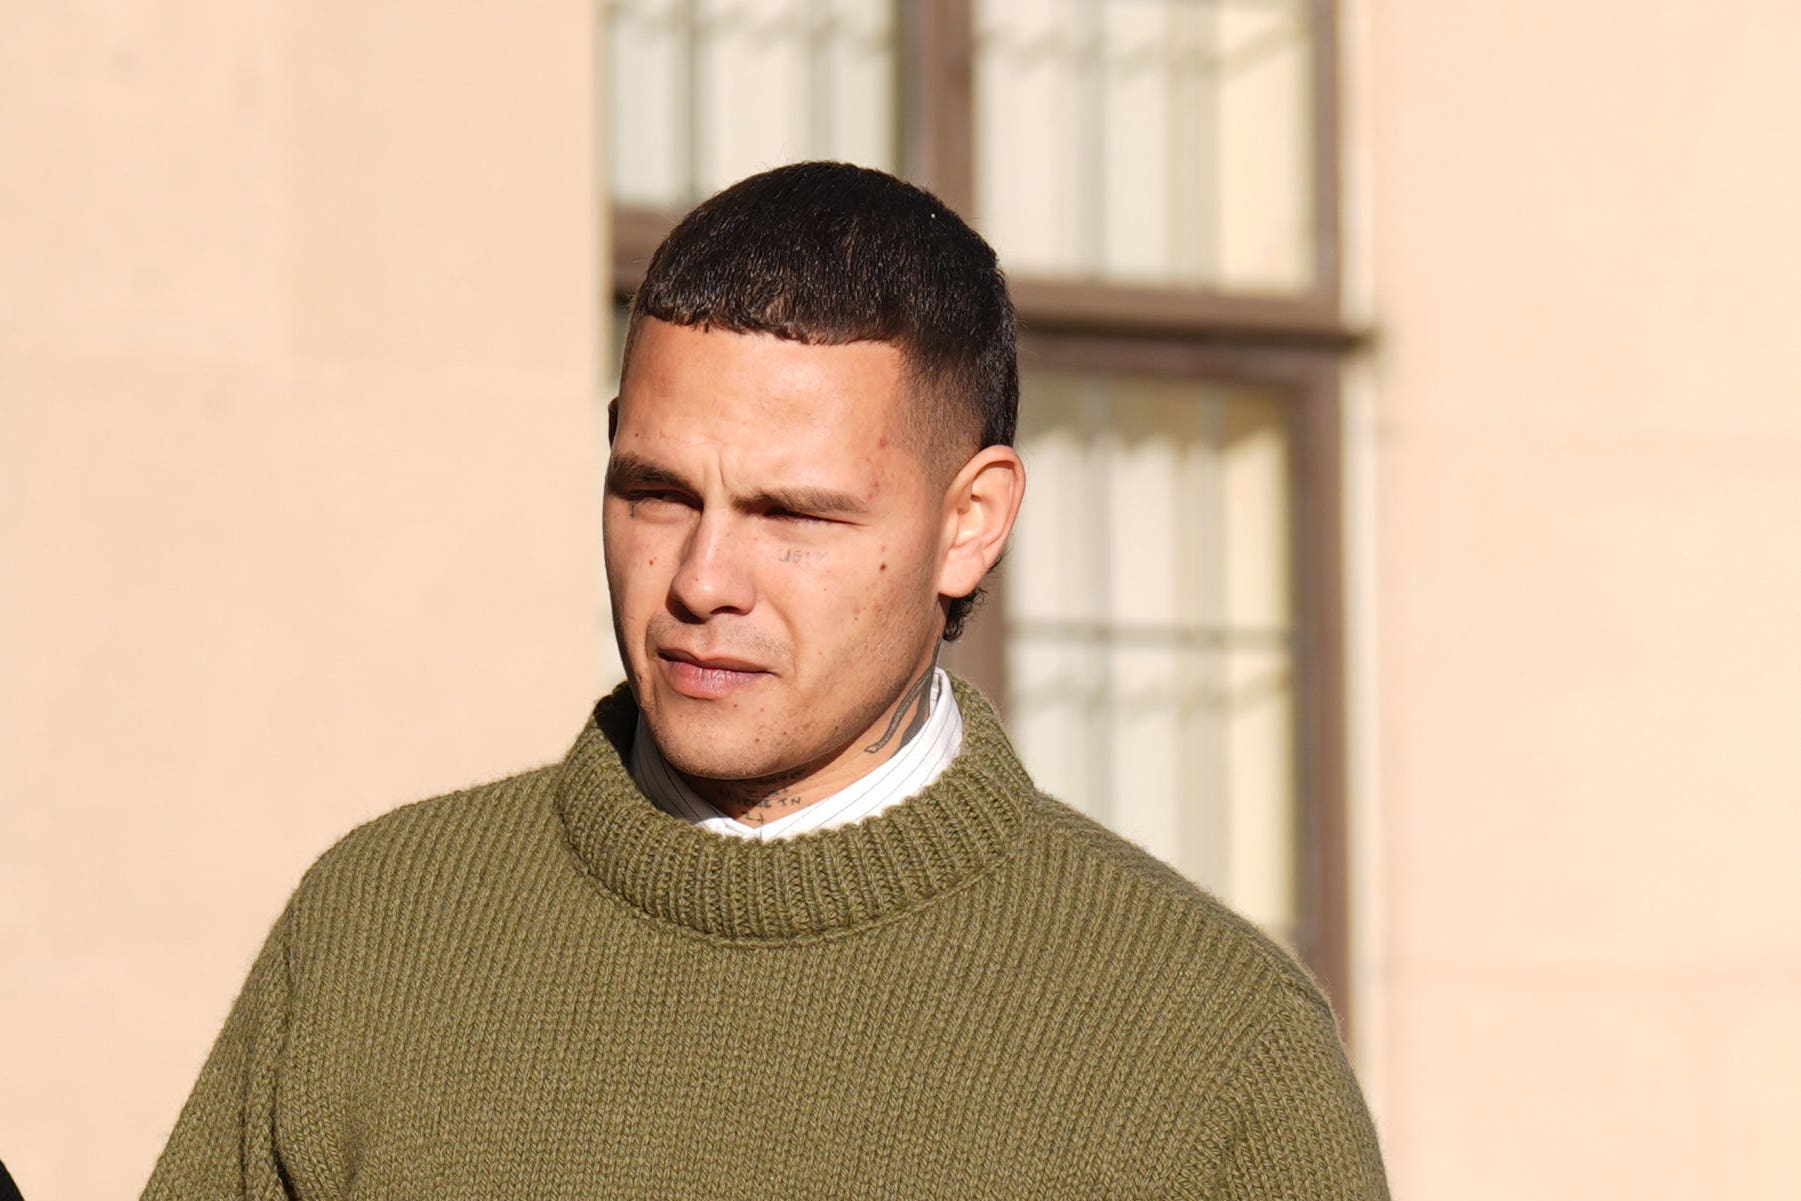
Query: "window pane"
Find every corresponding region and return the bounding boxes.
[608,0,898,209]
[975,0,1317,293]
[1006,370,1299,942]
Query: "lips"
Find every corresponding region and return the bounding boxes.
[656,648,771,700]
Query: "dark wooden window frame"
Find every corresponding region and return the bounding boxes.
[608,0,1360,1032]
[1010,333,1351,1024]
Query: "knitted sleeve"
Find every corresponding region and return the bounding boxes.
[141,902,295,1201]
[1181,978,1390,1201]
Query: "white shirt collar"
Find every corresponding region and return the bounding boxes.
[629,669,964,841]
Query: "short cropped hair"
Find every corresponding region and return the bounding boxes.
[622,161,1018,642]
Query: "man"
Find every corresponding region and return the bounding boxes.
[145,162,1388,1199]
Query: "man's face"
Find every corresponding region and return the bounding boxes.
[604,318,952,787]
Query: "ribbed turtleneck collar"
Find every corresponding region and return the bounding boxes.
[553,675,1037,942]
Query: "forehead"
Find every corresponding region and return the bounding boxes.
[617,319,915,470]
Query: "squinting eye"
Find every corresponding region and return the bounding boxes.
[623,490,693,515]
[769,508,827,524]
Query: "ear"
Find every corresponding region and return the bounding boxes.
[607,397,619,444]
[936,445,1026,602]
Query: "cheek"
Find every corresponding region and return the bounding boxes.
[600,511,633,590]
[870,536,926,589]
[859,538,939,614]
[603,507,672,606]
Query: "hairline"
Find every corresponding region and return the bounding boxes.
[620,309,984,484]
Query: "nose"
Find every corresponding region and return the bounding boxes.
[667,509,755,619]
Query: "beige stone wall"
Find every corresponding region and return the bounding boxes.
[1349,2,1801,1196]
[0,3,606,1196]
[11,2,1801,1198]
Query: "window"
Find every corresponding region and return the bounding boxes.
[1009,371,1300,942]
[976,0,1319,291]
[609,0,900,210]
[604,0,1354,1014]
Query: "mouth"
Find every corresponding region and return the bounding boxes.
[656,648,771,700]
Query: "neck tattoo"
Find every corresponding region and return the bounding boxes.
[864,661,935,755]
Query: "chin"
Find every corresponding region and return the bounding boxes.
[641,707,791,784]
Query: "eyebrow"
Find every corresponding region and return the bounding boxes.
[605,452,870,520]
[605,452,690,496]
[748,483,870,520]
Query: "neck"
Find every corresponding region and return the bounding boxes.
[681,657,940,828]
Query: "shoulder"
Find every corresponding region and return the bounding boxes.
[1021,797,1380,1189]
[289,761,566,915]
[1023,792,1333,1018]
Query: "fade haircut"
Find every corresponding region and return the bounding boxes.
[621,161,1019,642]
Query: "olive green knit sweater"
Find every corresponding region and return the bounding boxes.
[143,679,1387,1200]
